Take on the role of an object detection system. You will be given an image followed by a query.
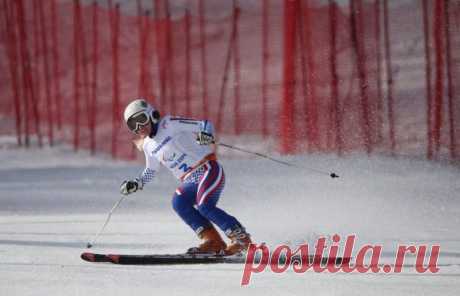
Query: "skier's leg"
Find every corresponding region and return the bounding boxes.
[172,182,226,254]
[195,160,251,254]
[172,182,211,234]
[195,161,238,231]
[197,178,242,234]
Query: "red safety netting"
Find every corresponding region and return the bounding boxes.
[0,0,459,161]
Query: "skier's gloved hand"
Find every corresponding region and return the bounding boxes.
[120,179,142,195]
[196,120,215,145]
[196,131,214,145]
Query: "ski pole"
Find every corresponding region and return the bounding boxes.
[86,194,127,248]
[217,142,339,178]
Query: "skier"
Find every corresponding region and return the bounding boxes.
[120,98,252,255]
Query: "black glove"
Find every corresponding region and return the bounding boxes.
[120,179,141,195]
[196,131,215,145]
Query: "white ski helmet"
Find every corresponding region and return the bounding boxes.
[123,99,160,134]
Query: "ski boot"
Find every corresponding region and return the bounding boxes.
[224,227,252,255]
[187,225,227,255]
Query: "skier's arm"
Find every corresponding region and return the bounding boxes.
[196,120,215,145]
[120,154,160,195]
[138,155,161,188]
[138,167,156,188]
[168,116,215,145]
[168,116,203,133]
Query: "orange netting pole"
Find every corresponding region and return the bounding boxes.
[109,1,121,159]
[15,0,34,147]
[153,0,167,111]
[165,0,176,114]
[280,0,297,154]
[38,0,54,146]
[303,0,319,151]
[73,0,82,151]
[233,0,241,135]
[31,0,43,147]
[374,0,384,143]
[199,0,209,119]
[432,0,445,156]
[51,0,62,130]
[422,0,433,159]
[79,3,91,152]
[261,0,270,138]
[184,9,192,117]
[2,0,22,146]
[328,0,342,155]
[297,0,311,151]
[350,0,372,154]
[90,1,100,155]
[444,0,456,160]
[383,0,395,155]
[215,4,240,133]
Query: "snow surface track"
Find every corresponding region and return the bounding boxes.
[1,137,460,295]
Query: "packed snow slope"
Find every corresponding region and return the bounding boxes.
[1,136,460,295]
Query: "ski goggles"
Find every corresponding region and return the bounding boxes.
[127,111,150,133]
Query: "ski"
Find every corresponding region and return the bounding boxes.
[81,252,351,266]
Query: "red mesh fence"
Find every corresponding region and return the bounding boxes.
[0,0,459,161]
